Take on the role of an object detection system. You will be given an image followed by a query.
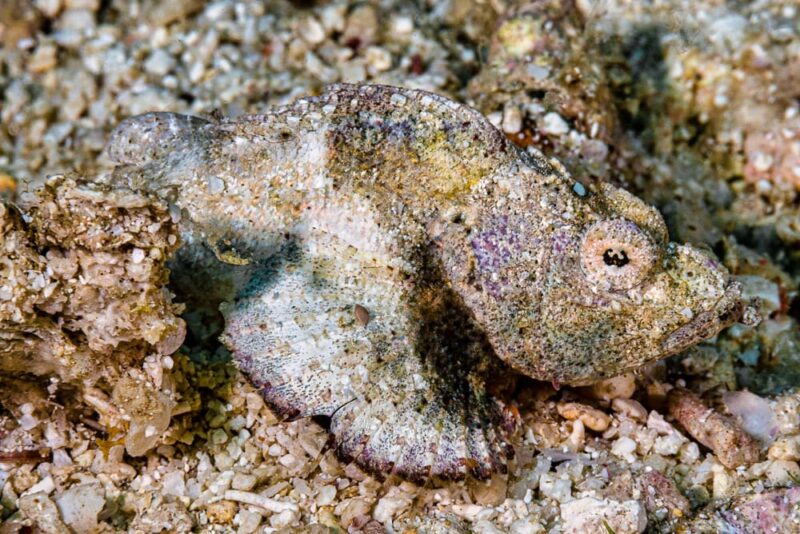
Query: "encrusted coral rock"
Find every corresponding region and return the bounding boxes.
[0,176,185,455]
[103,83,753,479]
[667,387,760,468]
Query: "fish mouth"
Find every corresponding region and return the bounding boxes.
[660,281,759,355]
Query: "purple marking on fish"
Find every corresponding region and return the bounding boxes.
[470,215,519,273]
[551,229,573,255]
[469,216,522,298]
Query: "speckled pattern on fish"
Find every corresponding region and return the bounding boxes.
[102,83,754,480]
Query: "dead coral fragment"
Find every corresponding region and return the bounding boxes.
[0,176,185,456]
[667,387,760,468]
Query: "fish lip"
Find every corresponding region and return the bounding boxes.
[659,281,747,355]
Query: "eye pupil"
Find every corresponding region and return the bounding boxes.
[603,248,630,267]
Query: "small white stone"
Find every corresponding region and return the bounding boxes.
[509,518,545,534]
[235,509,262,533]
[647,410,677,434]
[765,460,800,486]
[561,497,646,534]
[211,429,228,444]
[199,2,227,21]
[315,484,336,506]
[188,61,205,83]
[319,4,346,33]
[365,46,392,72]
[540,112,570,136]
[35,0,62,18]
[502,105,523,135]
[55,483,105,533]
[654,432,686,456]
[374,486,414,524]
[712,464,734,499]
[28,45,59,74]
[144,49,176,77]
[162,471,186,497]
[300,16,326,45]
[611,436,637,462]
[59,8,96,32]
[269,508,299,528]
[451,503,484,521]
[391,15,414,35]
[24,476,55,496]
[231,472,256,491]
[539,472,572,503]
[131,248,145,264]
[527,64,550,80]
[473,520,504,534]
[679,441,701,464]
[340,61,366,83]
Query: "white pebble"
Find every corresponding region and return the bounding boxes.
[162,471,187,497]
[561,497,646,534]
[611,436,637,462]
[28,45,59,74]
[231,472,256,491]
[269,508,299,528]
[366,46,392,72]
[654,432,686,456]
[35,0,62,18]
[235,509,262,533]
[374,486,414,524]
[539,472,572,503]
[23,476,55,496]
[54,483,105,533]
[679,441,701,464]
[144,49,176,77]
[315,484,336,506]
[300,16,326,45]
[540,112,570,136]
[391,15,414,35]
[502,105,523,134]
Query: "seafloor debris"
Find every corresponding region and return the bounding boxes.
[0,176,185,458]
[667,387,760,468]
[681,486,800,533]
[103,83,753,480]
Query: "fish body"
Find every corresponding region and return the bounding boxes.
[105,84,749,479]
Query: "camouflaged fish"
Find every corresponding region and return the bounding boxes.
[104,84,753,480]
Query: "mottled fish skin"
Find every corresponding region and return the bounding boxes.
[104,84,748,479]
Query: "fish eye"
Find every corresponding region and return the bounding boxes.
[603,248,629,267]
[580,218,658,291]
